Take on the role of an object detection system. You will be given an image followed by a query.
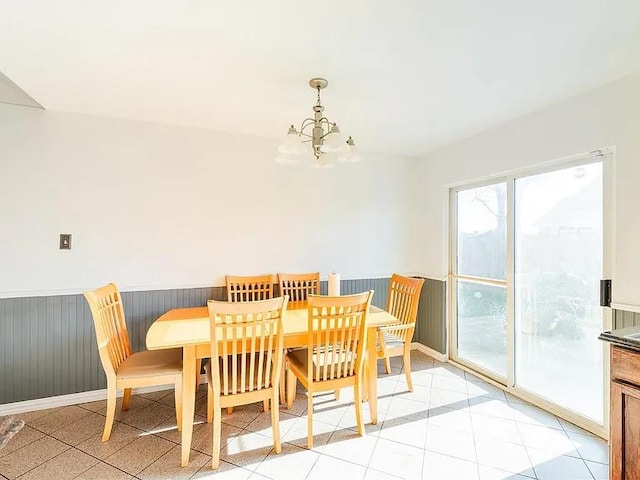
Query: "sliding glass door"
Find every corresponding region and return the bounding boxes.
[514,162,604,422]
[450,153,609,427]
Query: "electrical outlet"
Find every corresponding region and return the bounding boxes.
[59,233,72,250]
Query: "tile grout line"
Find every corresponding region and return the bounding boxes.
[4,438,72,480]
[557,417,606,476]
[362,369,397,477]
[428,379,541,479]
[514,419,540,479]
[515,410,607,479]
[464,378,484,480]
[25,426,140,480]
[421,388,430,480]
[557,422,597,480]
[8,354,607,480]
[12,409,171,480]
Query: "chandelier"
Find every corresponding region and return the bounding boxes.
[276,78,360,166]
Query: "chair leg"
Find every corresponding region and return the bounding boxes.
[334,389,340,401]
[377,329,390,375]
[271,390,281,453]
[121,388,132,411]
[279,358,286,405]
[175,378,182,432]
[403,350,413,392]
[384,356,391,375]
[286,366,296,409]
[102,384,117,442]
[212,401,222,470]
[195,359,202,392]
[354,381,365,436]
[263,399,270,413]
[207,380,214,424]
[307,391,314,449]
[227,407,233,414]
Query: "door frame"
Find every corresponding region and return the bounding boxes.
[446,146,615,438]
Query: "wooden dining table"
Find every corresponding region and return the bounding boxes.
[146,301,399,466]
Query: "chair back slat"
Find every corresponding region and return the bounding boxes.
[385,274,425,341]
[226,274,274,303]
[84,283,132,376]
[208,296,287,396]
[307,291,373,383]
[278,272,320,303]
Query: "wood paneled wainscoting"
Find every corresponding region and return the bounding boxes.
[0,276,447,408]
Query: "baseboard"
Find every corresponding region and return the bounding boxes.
[0,374,208,416]
[411,342,448,362]
[2,348,446,416]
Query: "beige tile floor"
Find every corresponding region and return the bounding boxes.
[0,352,609,480]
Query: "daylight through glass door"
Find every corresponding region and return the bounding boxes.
[453,182,508,380]
[514,162,603,422]
[451,157,606,426]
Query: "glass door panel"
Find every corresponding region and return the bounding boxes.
[455,182,507,378]
[457,280,507,377]
[456,184,507,281]
[514,162,603,422]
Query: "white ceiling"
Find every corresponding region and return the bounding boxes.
[1,1,639,157]
[0,71,42,108]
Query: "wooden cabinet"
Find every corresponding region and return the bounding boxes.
[610,346,640,480]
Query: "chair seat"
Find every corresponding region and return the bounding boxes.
[116,348,182,379]
[205,355,275,393]
[379,331,404,350]
[287,347,356,380]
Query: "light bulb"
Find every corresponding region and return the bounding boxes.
[320,124,348,153]
[277,125,306,155]
[311,152,336,169]
[337,136,362,162]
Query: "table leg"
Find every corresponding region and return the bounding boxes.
[181,346,196,467]
[367,326,378,425]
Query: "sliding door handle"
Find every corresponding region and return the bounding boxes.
[600,279,612,307]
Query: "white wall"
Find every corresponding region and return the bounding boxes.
[415,71,640,308]
[0,105,416,297]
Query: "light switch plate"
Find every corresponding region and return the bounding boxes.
[59,233,72,250]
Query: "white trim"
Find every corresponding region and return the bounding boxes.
[601,150,615,435]
[447,187,457,362]
[448,179,510,386]
[443,147,614,189]
[0,273,407,299]
[610,302,640,314]
[0,375,208,415]
[411,342,448,362]
[506,176,515,388]
[0,284,217,299]
[447,148,613,431]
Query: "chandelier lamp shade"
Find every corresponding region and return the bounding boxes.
[276,78,360,166]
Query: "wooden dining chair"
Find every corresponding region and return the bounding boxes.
[84,283,183,442]
[277,272,321,400]
[205,296,288,469]
[285,291,373,449]
[376,274,425,391]
[224,274,276,413]
[226,274,275,302]
[277,272,320,303]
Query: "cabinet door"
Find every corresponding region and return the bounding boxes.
[611,380,640,480]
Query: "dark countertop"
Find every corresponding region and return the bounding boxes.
[599,326,640,352]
